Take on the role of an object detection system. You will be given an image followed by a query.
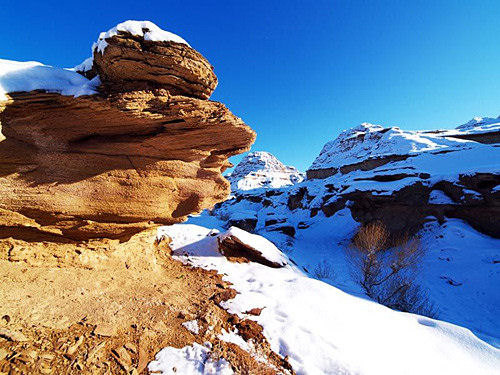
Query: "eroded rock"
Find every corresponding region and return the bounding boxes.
[0,24,255,241]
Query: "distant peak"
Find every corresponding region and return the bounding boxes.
[228,151,304,191]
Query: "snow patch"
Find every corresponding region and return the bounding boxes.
[94,20,189,55]
[429,189,455,204]
[0,59,98,100]
[148,342,233,375]
[182,320,200,335]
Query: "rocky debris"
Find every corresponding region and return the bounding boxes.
[0,21,255,240]
[244,308,263,316]
[0,227,289,374]
[227,151,304,191]
[0,327,28,342]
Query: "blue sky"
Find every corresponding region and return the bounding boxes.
[2,0,499,170]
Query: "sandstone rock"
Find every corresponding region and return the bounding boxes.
[89,32,217,99]
[0,25,255,241]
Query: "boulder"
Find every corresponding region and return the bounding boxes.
[217,227,287,268]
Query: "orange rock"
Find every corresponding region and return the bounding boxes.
[86,32,217,99]
[0,33,255,241]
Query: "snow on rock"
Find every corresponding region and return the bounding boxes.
[455,116,500,133]
[94,20,189,54]
[227,151,304,192]
[217,226,289,268]
[429,189,455,204]
[75,20,189,73]
[148,342,233,375]
[158,223,500,375]
[308,122,474,173]
[182,319,200,335]
[0,59,98,100]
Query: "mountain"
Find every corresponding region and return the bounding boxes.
[202,117,500,348]
[226,151,304,192]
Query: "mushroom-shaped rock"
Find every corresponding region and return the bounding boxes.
[0,22,255,241]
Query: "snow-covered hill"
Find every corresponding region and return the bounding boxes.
[156,223,500,374]
[194,116,500,349]
[227,151,304,192]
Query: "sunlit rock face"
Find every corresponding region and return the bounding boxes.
[0,21,255,240]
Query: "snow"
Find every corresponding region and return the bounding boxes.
[157,223,500,375]
[0,59,98,100]
[94,20,189,54]
[429,189,455,204]
[455,116,500,133]
[148,342,233,375]
[308,121,500,174]
[218,329,250,352]
[227,151,304,191]
[182,319,200,335]
[218,226,289,267]
[74,20,189,73]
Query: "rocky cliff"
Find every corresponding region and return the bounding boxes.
[0,21,255,241]
[210,118,500,239]
[227,151,304,192]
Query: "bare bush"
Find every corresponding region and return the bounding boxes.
[314,260,335,280]
[349,222,438,318]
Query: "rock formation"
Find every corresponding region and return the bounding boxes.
[0,21,255,240]
[227,151,304,191]
[210,119,500,239]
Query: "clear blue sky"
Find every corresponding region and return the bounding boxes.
[2,0,499,170]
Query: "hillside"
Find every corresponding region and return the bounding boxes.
[203,118,500,348]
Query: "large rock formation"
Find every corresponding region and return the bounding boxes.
[0,21,255,240]
[210,119,500,239]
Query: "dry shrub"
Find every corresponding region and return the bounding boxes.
[314,260,335,280]
[349,222,438,318]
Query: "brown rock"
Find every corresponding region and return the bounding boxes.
[217,234,286,268]
[236,319,265,342]
[89,32,217,99]
[244,308,263,316]
[0,38,254,241]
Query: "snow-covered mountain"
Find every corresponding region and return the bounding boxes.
[226,151,304,191]
[194,116,500,348]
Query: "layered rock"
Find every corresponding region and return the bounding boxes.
[0,21,255,240]
[210,119,500,239]
[227,151,304,191]
[78,21,217,99]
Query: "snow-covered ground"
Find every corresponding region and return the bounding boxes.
[149,342,233,375]
[196,117,500,354]
[153,223,500,375]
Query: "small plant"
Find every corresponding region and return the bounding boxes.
[314,260,335,280]
[349,222,438,318]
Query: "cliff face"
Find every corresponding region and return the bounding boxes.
[0,22,255,241]
[211,119,500,239]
